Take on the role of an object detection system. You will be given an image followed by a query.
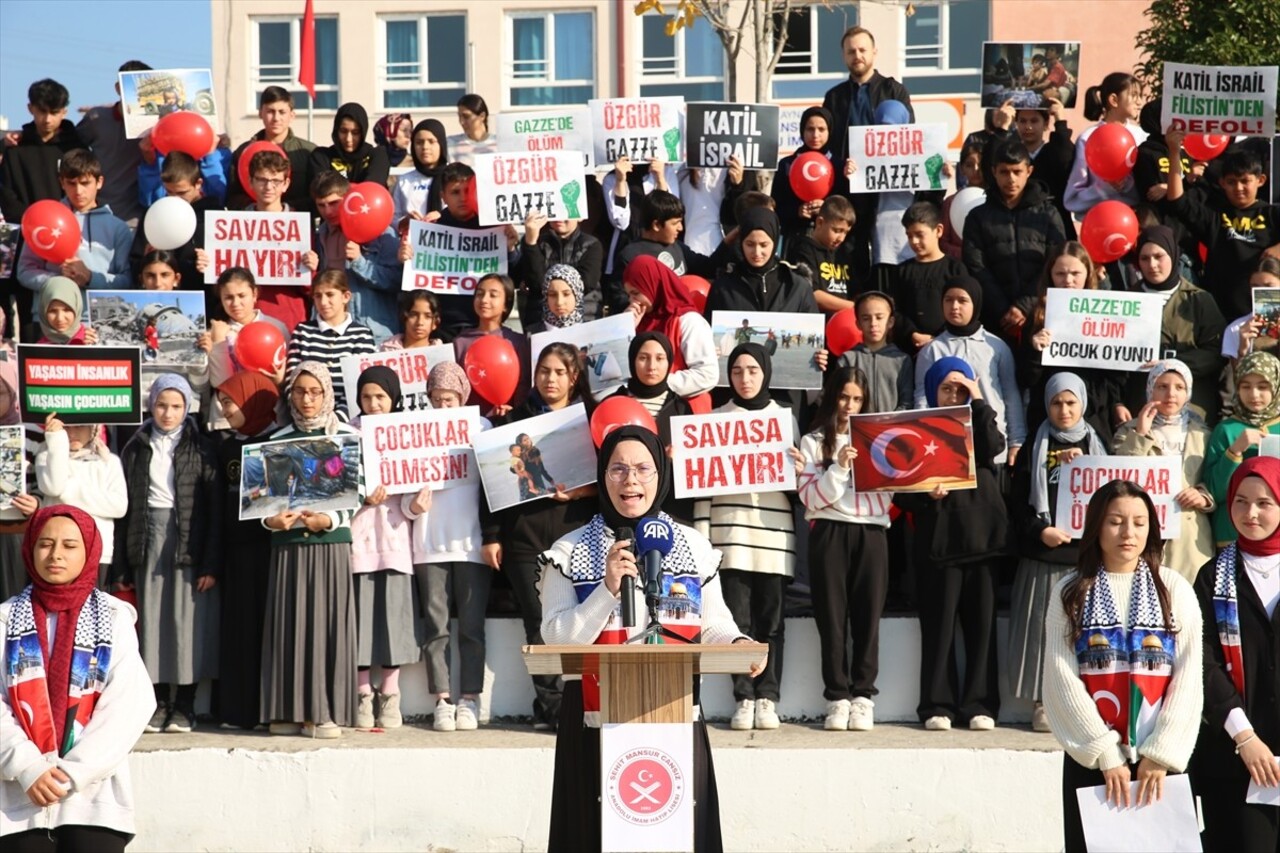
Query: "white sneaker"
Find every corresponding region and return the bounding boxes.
[432,699,457,732]
[824,699,851,731]
[730,699,755,731]
[848,697,875,731]
[455,697,479,730]
[754,698,780,730]
[969,714,996,731]
[924,715,952,731]
[1032,702,1051,733]
[355,692,375,729]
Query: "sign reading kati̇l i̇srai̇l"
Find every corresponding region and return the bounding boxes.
[401,220,508,295]
[1040,290,1164,372]
[670,410,795,499]
[1055,456,1181,539]
[684,102,780,170]
[202,210,312,286]
[473,151,588,227]
[1161,63,1278,137]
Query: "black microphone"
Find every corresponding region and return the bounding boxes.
[634,517,675,605]
[616,526,636,628]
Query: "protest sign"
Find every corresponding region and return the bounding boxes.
[401,220,508,295]
[239,434,361,520]
[847,124,950,193]
[361,407,482,494]
[340,344,456,413]
[529,314,634,398]
[118,68,218,138]
[1055,456,1181,539]
[685,102,780,170]
[588,97,684,165]
[497,108,596,170]
[17,345,142,425]
[981,42,1081,109]
[847,406,976,493]
[1040,290,1164,372]
[710,311,824,390]
[473,151,588,227]
[88,290,208,369]
[203,211,311,285]
[473,404,596,511]
[671,409,795,499]
[1161,62,1278,137]
[0,425,25,511]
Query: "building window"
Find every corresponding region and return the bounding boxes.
[771,3,859,101]
[506,10,595,107]
[252,16,339,111]
[378,15,468,110]
[638,14,725,101]
[900,0,988,96]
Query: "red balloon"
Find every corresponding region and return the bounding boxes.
[689,289,707,313]
[234,322,287,376]
[1083,123,1137,183]
[464,335,520,406]
[237,140,289,202]
[151,111,215,159]
[789,151,834,203]
[824,308,863,357]
[1079,200,1140,263]
[589,396,658,449]
[461,177,479,220]
[21,200,81,263]
[1182,133,1230,162]
[339,182,395,244]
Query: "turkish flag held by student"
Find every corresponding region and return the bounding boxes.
[847,407,975,492]
[299,0,316,100]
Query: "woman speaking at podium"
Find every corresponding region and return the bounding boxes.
[539,425,757,852]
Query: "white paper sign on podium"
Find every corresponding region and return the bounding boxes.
[600,722,694,853]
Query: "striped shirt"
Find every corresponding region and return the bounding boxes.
[284,315,376,418]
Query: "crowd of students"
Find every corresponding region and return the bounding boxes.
[0,37,1278,852]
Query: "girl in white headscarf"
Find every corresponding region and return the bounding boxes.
[1112,359,1214,582]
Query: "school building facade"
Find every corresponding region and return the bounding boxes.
[211,0,1152,156]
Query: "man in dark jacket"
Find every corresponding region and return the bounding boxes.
[515,214,605,322]
[0,78,85,340]
[962,139,1067,333]
[225,86,317,213]
[822,26,913,280]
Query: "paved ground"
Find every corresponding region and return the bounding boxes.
[135,719,1062,754]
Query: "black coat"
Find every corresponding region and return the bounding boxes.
[116,419,222,580]
[981,123,1077,240]
[1190,550,1280,782]
[705,258,820,316]
[821,72,914,177]
[962,179,1067,326]
[0,120,84,221]
[1010,432,1091,565]
[894,399,1008,564]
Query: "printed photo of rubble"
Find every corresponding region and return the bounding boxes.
[0,425,25,511]
[88,290,208,369]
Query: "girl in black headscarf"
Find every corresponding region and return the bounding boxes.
[310,102,391,187]
[771,106,840,245]
[692,343,798,732]
[392,119,449,224]
[608,331,694,448]
[539,425,758,853]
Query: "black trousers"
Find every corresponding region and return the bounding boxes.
[808,520,888,701]
[915,560,1000,723]
[1194,771,1280,852]
[1062,756,1193,853]
[507,557,563,726]
[719,570,786,702]
[6,825,131,853]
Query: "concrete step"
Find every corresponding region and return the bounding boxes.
[129,723,1064,851]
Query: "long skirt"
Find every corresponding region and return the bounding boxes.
[217,518,272,729]
[136,508,219,684]
[0,532,24,600]
[1007,557,1072,702]
[548,680,723,853]
[353,569,421,668]
[260,541,357,726]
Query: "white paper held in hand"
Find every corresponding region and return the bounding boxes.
[1245,757,1280,806]
[1076,774,1202,852]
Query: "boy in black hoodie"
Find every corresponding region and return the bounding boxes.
[0,78,84,338]
[1166,130,1280,320]
[309,103,390,187]
[786,195,856,315]
[893,201,967,352]
[961,139,1066,335]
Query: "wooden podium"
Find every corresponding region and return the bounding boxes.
[522,642,768,723]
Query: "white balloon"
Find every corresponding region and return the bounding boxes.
[144,196,197,251]
[949,187,986,236]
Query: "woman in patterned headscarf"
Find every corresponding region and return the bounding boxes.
[1205,351,1280,546]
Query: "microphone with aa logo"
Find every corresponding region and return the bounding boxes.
[634,516,675,605]
[616,526,636,628]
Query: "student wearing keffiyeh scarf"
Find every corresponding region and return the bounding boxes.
[1190,456,1280,853]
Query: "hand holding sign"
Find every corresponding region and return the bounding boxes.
[21,200,80,264]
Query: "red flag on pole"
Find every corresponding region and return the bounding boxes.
[298,0,317,100]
